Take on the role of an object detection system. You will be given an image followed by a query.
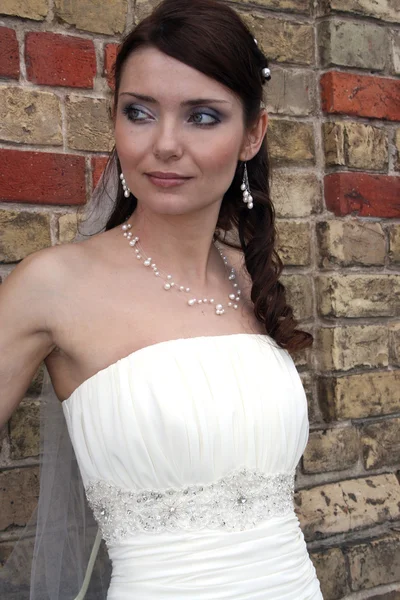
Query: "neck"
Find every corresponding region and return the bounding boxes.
[124,209,228,288]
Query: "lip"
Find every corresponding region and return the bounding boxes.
[146,172,192,188]
[146,171,191,179]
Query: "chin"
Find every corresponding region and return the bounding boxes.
[138,194,197,215]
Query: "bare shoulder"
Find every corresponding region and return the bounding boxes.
[7,240,88,293]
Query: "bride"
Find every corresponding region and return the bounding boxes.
[0,0,323,597]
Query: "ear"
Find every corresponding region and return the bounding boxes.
[238,109,268,162]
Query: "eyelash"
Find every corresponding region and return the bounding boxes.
[122,105,221,127]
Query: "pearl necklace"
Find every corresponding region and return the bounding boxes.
[121,222,242,316]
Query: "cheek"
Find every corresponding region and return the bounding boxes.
[114,118,142,162]
[200,134,241,175]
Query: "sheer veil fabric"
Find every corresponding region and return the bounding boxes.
[0,158,119,599]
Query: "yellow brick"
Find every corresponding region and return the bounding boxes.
[55,0,127,34]
[0,0,48,20]
[269,120,315,165]
[295,474,400,540]
[0,87,62,146]
[303,426,359,473]
[280,274,313,321]
[241,13,313,65]
[317,274,400,318]
[317,325,388,371]
[319,371,400,420]
[317,220,385,267]
[0,210,52,263]
[276,221,311,265]
[271,171,321,217]
[66,96,113,152]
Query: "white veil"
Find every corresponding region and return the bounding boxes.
[0,154,120,599]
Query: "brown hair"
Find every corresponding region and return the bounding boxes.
[97,0,313,352]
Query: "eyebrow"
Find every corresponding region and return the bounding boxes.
[119,92,230,106]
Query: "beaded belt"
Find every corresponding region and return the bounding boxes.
[86,467,295,544]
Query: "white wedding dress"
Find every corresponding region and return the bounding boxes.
[62,333,323,599]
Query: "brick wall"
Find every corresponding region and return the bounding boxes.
[0,1,399,598]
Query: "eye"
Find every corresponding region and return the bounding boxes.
[122,105,151,122]
[189,111,220,127]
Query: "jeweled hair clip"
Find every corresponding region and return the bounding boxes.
[253,37,271,81]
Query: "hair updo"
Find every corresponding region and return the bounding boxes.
[101,0,313,352]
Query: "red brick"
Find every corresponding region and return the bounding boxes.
[92,156,109,189]
[104,42,119,90]
[25,32,96,88]
[0,27,19,80]
[324,172,400,218]
[0,149,86,205]
[321,71,400,122]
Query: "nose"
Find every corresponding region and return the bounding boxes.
[152,118,183,161]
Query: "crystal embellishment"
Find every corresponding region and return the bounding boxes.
[85,468,295,545]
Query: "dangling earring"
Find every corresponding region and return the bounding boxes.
[120,172,131,198]
[240,162,253,209]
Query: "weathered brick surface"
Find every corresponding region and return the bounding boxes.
[317,274,400,318]
[318,0,400,24]
[317,325,388,371]
[394,31,400,75]
[310,547,348,600]
[367,591,400,600]
[389,224,400,264]
[104,43,119,90]
[318,370,400,420]
[317,221,385,267]
[390,323,400,367]
[0,27,19,79]
[0,0,48,20]
[241,14,314,65]
[276,221,311,266]
[322,121,388,171]
[0,149,86,205]
[230,0,311,12]
[134,0,160,22]
[303,426,359,474]
[265,69,315,116]
[0,87,62,146]
[324,172,400,218]
[361,417,400,470]
[54,0,127,34]
[58,212,78,244]
[9,400,40,459]
[295,474,400,540]
[271,171,321,217]
[269,120,315,165]
[0,209,51,263]
[25,32,96,88]
[321,71,400,121]
[347,533,400,591]
[299,373,319,425]
[66,96,113,152]
[0,467,39,531]
[318,20,388,71]
[396,128,400,171]
[92,156,109,189]
[280,274,313,321]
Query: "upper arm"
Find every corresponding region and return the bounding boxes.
[0,248,60,427]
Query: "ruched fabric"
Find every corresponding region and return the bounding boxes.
[62,333,323,599]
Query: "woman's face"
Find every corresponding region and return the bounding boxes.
[114,46,263,217]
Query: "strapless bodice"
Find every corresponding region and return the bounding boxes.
[62,333,323,599]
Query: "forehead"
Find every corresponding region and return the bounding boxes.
[118,46,239,108]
